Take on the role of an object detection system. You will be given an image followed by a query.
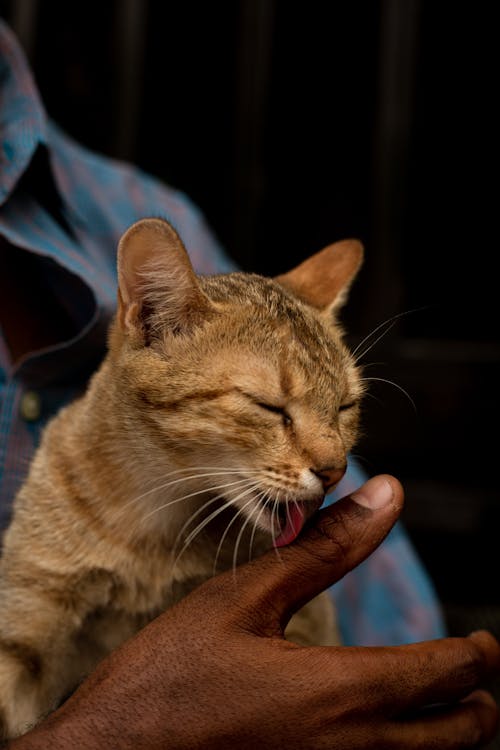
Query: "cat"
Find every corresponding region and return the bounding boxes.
[0,217,364,739]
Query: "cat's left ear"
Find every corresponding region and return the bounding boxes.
[117,218,215,343]
[275,239,363,316]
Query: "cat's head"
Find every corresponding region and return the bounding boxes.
[110,218,363,547]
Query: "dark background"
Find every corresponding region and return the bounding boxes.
[1,0,499,725]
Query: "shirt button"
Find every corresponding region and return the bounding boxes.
[20,390,42,421]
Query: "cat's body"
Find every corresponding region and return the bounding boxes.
[0,219,363,739]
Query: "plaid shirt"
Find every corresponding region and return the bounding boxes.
[0,20,445,646]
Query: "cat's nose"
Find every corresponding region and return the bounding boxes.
[311,465,347,493]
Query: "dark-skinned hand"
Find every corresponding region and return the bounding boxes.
[9,475,500,749]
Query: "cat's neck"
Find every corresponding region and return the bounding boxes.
[37,361,200,547]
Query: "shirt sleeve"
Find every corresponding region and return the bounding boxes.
[326,457,447,645]
[47,121,238,279]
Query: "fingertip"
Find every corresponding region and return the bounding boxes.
[350,474,404,512]
[468,630,499,644]
[380,474,404,509]
[463,689,498,710]
[468,630,500,671]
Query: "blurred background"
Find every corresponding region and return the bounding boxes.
[1,0,499,727]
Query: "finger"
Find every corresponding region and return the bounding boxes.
[341,631,500,713]
[385,689,499,749]
[226,474,403,629]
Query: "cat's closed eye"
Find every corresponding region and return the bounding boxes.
[339,401,357,412]
[255,401,292,426]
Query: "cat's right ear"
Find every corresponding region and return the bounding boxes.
[117,218,214,343]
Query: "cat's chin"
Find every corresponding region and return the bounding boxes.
[271,496,324,548]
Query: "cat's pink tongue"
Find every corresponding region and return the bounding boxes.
[273,503,306,548]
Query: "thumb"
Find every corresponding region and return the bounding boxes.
[234,474,404,632]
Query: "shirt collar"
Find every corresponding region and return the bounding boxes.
[0,20,48,206]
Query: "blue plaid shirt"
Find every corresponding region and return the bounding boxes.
[0,19,445,646]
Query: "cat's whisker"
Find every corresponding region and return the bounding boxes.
[137,465,261,490]
[231,492,267,581]
[115,469,260,518]
[170,478,262,564]
[361,376,417,413]
[123,467,262,517]
[270,497,278,545]
[270,498,285,566]
[132,466,259,494]
[169,493,230,574]
[154,465,262,477]
[109,477,256,533]
[359,361,385,369]
[212,492,255,576]
[212,490,256,575]
[351,317,399,359]
[248,489,273,561]
[219,493,261,579]
[172,494,227,557]
[352,306,428,362]
[171,497,241,575]
[139,477,257,524]
[362,391,384,406]
[181,482,261,550]
[172,482,261,572]
[354,320,396,363]
[121,479,259,542]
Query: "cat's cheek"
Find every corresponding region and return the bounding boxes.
[339,408,360,432]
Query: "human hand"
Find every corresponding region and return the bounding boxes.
[9,475,500,749]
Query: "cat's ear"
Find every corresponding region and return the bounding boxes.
[117,218,214,342]
[275,239,363,315]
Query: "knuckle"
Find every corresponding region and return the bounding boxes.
[309,513,355,562]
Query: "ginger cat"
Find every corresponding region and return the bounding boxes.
[0,218,363,739]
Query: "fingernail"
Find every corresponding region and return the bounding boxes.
[351,475,394,509]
